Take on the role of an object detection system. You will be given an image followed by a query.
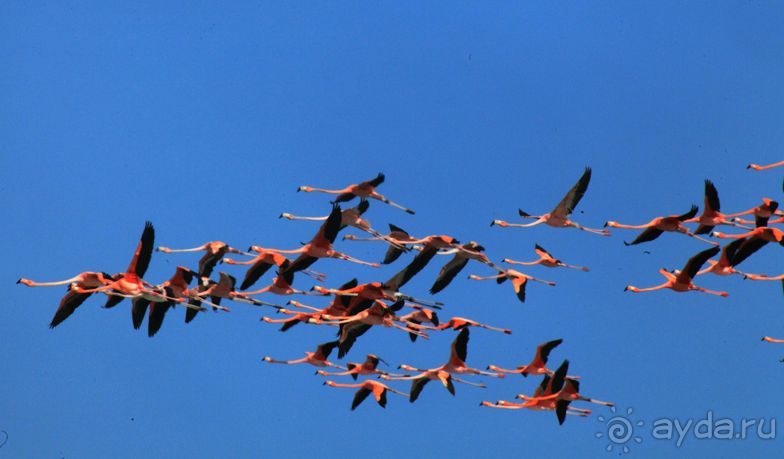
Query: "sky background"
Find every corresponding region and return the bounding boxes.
[2,2,784,457]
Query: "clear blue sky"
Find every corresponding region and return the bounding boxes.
[2,2,783,457]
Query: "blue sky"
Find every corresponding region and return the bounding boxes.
[2,2,783,457]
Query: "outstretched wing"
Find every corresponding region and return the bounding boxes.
[534,244,554,260]
[511,276,527,303]
[729,237,769,267]
[360,173,385,188]
[624,227,664,246]
[676,205,699,221]
[409,377,430,403]
[551,167,591,218]
[429,254,469,294]
[240,260,274,290]
[50,290,92,328]
[448,328,470,365]
[128,221,155,277]
[351,387,372,410]
[677,246,720,283]
[704,180,720,212]
[535,338,563,365]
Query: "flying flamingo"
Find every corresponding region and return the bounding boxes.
[343,223,416,264]
[395,329,504,379]
[316,354,396,379]
[156,241,251,277]
[490,167,610,236]
[747,160,784,171]
[297,172,415,214]
[397,306,440,342]
[262,340,346,369]
[223,247,325,290]
[323,380,409,410]
[280,199,405,249]
[605,205,718,246]
[71,223,183,317]
[266,204,380,274]
[502,244,589,272]
[17,271,115,328]
[524,361,613,424]
[468,268,556,303]
[684,180,752,234]
[380,369,485,402]
[488,339,567,377]
[624,246,729,297]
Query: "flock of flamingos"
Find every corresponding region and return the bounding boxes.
[17,159,784,424]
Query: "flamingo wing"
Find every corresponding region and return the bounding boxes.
[429,254,469,294]
[511,276,527,303]
[704,179,721,212]
[316,340,340,360]
[550,359,570,394]
[240,260,275,290]
[131,297,150,330]
[128,221,155,277]
[351,387,372,410]
[361,172,385,188]
[676,205,699,221]
[677,246,720,283]
[448,328,470,366]
[551,167,591,218]
[729,237,769,267]
[534,244,554,260]
[49,290,93,328]
[555,399,572,425]
[338,322,372,359]
[409,377,430,402]
[624,227,664,246]
[148,299,174,337]
[536,338,563,365]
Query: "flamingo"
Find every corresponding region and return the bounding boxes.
[262,340,346,369]
[242,261,323,298]
[605,205,718,246]
[395,329,504,379]
[748,160,784,171]
[297,172,415,214]
[343,223,416,264]
[316,354,396,379]
[432,317,512,335]
[266,204,380,274]
[684,180,752,234]
[323,380,408,410]
[468,268,556,303]
[322,300,428,358]
[280,199,404,249]
[156,241,251,277]
[380,369,485,402]
[524,361,613,425]
[487,339,566,377]
[397,306,440,342]
[71,223,181,316]
[624,246,728,297]
[490,167,609,236]
[17,271,115,328]
[502,244,589,272]
[223,247,325,291]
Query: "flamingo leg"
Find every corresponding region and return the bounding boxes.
[370,192,415,214]
[568,221,611,236]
